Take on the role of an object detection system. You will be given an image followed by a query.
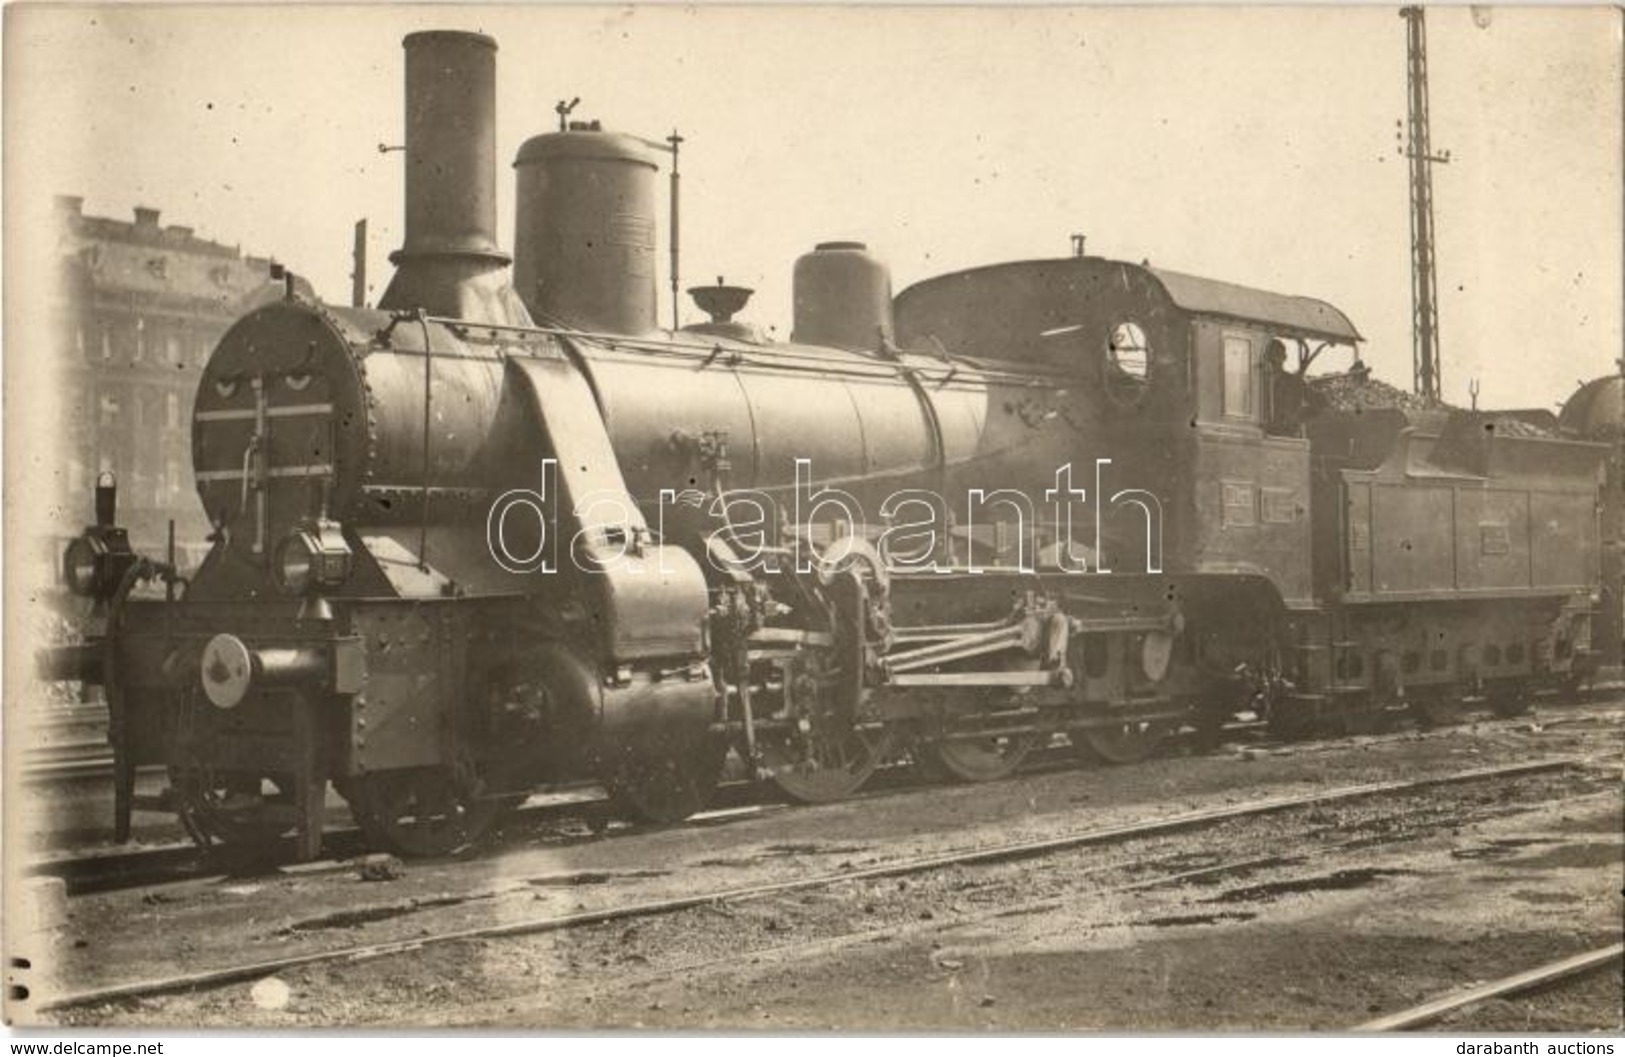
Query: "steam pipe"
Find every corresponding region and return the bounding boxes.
[351,219,368,308]
[668,130,683,332]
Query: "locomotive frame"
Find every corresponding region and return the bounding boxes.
[43,29,1608,861]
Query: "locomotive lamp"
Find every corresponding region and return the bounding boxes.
[63,472,140,600]
[272,517,353,621]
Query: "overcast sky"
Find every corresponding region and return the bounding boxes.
[7,4,1620,410]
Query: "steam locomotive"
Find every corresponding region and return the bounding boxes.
[46,30,1609,860]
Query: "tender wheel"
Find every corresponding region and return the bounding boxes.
[344,767,503,857]
[917,732,1041,783]
[1072,718,1171,764]
[758,726,893,803]
[170,768,296,852]
[603,735,728,825]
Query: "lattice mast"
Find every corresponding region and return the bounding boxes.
[1401,6,1450,401]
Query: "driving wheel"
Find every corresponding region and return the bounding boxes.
[917,732,1041,783]
[758,726,893,802]
[1072,718,1171,764]
[604,735,728,824]
[171,767,296,852]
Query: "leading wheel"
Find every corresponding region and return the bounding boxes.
[758,726,893,803]
[1072,718,1171,764]
[603,735,728,824]
[171,768,296,852]
[344,767,504,857]
[916,732,1041,783]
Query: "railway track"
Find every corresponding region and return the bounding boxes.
[19,704,114,782]
[25,697,1622,896]
[35,755,1590,1015]
[22,685,1616,785]
[26,782,783,896]
[1357,943,1625,1031]
[0,726,1465,896]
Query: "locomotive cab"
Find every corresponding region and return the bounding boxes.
[895,255,1361,606]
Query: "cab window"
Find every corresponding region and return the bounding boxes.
[1223,335,1253,419]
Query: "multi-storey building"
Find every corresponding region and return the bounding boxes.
[50,195,311,556]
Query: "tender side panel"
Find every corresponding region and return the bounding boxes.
[1370,484,1461,595]
[1453,488,1535,593]
[1343,478,1598,600]
[1532,491,1600,590]
[1345,481,1372,595]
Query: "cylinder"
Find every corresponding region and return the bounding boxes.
[791,241,895,351]
[395,31,505,263]
[513,128,660,335]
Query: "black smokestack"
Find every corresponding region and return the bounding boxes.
[396,30,504,263]
[379,31,528,324]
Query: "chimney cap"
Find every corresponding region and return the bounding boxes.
[402,29,497,51]
[55,194,84,215]
[133,206,161,227]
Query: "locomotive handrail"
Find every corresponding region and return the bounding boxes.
[424,314,1065,390]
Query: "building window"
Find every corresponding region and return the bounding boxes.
[166,332,182,366]
[112,323,137,362]
[165,391,181,429]
[101,326,113,362]
[99,394,120,426]
[166,459,182,497]
[1223,335,1253,419]
[133,317,146,362]
[75,326,85,357]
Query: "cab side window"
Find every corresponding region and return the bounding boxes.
[1222,335,1253,420]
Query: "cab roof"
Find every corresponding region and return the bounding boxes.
[1146,267,1363,344]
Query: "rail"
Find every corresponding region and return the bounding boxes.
[1356,942,1624,1030]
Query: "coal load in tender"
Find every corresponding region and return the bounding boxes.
[1309,368,1552,437]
